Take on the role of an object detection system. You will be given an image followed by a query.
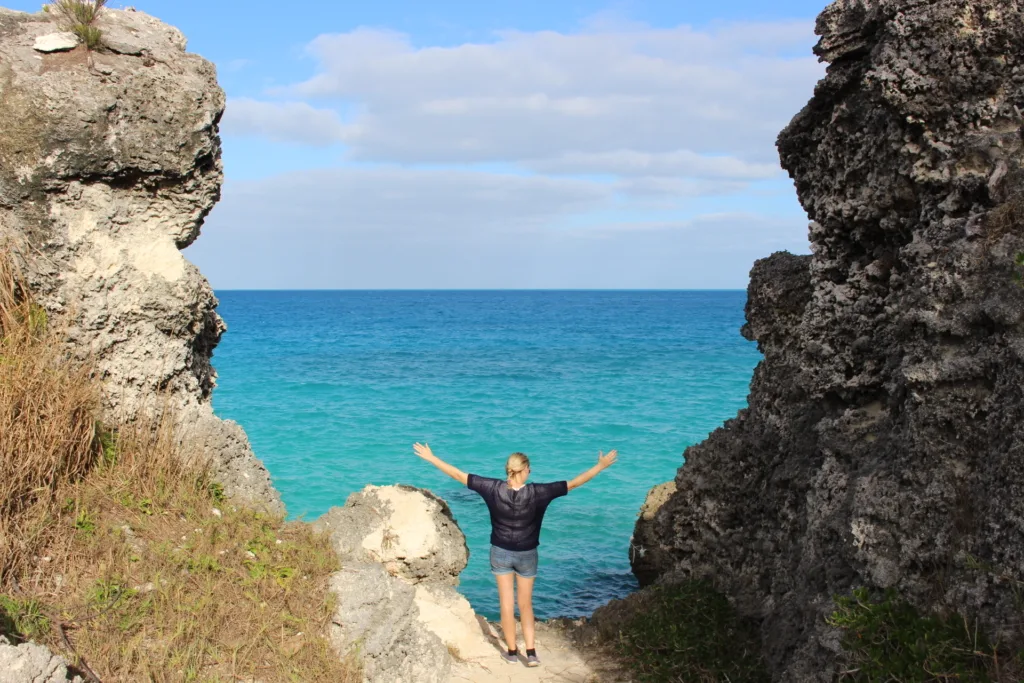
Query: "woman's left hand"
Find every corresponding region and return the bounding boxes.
[413,442,435,460]
[598,449,618,469]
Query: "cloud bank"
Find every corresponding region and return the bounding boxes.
[197,18,824,288]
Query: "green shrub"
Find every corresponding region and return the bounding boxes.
[74,508,96,535]
[614,581,770,683]
[0,595,51,642]
[47,0,107,50]
[71,23,102,50]
[99,427,118,466]
[207,481,225,504]
[827,587,995,682]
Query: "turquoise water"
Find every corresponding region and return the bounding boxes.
[210,291,760,619]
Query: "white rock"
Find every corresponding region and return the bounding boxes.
[0,636,83,683]
[314,485,469,585]
[33,32,79,53]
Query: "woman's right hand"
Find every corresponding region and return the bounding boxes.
[598,450,618,469]
[413,442,435,460]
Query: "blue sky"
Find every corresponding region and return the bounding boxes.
[12,0,828,288]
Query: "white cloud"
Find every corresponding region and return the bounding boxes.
[532,150,782,180]
[188,166,809,289]
[221,58,253,73]
[614,176,752,200]
[198,17,821,288]
[281,22,822,167]
[209,167,611,237]
[221,98,348,147]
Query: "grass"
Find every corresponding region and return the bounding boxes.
[610,580,770,683]
[45,0,107,50]
[828,587,1023,682]
[0,254,101,582]
[0,250,359,681]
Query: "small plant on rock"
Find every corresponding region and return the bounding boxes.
[613,581,770,682]
[47,0,108,50]
[0,596,51,643]
[828,587,997,682]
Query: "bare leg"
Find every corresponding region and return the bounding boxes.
[496,573,518,652]
[516,574,536,650]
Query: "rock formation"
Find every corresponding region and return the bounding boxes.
[0,637,82,683]
[631,0,1024,679]
[316,485,620,683]
[0,7,281,512]
[314,485,468,683]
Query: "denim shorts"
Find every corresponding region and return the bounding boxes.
[490,545,538,578]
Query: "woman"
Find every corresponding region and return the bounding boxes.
[412,442,618,667]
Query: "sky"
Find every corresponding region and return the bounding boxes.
[11,0,830,289]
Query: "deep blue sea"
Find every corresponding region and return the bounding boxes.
[210,291,760,619]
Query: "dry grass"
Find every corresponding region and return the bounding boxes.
[46,0,107,50]
[0,254,101,583]
[48,0,107,26]
[987,191,1024,240]
[0,252,359,681]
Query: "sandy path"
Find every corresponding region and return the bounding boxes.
[448,619,630,683]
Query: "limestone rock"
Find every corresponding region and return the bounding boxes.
[96,9,174,56]
[326,563,451,683]
[0,637,83,683]
[315,485,473,680]
[32,32,77,53]
[634,0,1024,679]
[314,485,469,585]
[0,7,281,513]
[318,483,623,681]
[629,480,675,587]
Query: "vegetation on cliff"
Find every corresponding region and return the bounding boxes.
[45,0,107,50]
[828,587,1022,682]
[584,578,769,683]
[0,254,358,681]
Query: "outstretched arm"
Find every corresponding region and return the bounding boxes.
[568,450,618,491]
[413,442,469,486]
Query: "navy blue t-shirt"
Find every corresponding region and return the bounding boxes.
[467,474,569,551]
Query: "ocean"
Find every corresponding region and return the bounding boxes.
[210,290,760,619]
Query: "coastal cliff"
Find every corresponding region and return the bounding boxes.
[631,0,1024,678]
[0,9,625,681]
[0,7,280,512]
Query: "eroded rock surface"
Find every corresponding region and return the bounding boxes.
[315,485,469,682]
[633,0,1024,679]
[316,484,468,585]
[629,480,676,587]
[0,7,281,513]
[0,637,83,683]
[316,485,622,682]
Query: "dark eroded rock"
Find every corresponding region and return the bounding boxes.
[632,0,1024,679]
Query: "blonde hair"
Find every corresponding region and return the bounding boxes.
[505,452,530,480]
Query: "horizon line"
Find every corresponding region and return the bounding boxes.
[213,287,749,293]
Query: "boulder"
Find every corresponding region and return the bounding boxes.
[326,564,451,683]
[32,32,77,53]
[0,637,82,683]
[315,485,469,585]
[629,480,676,586]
